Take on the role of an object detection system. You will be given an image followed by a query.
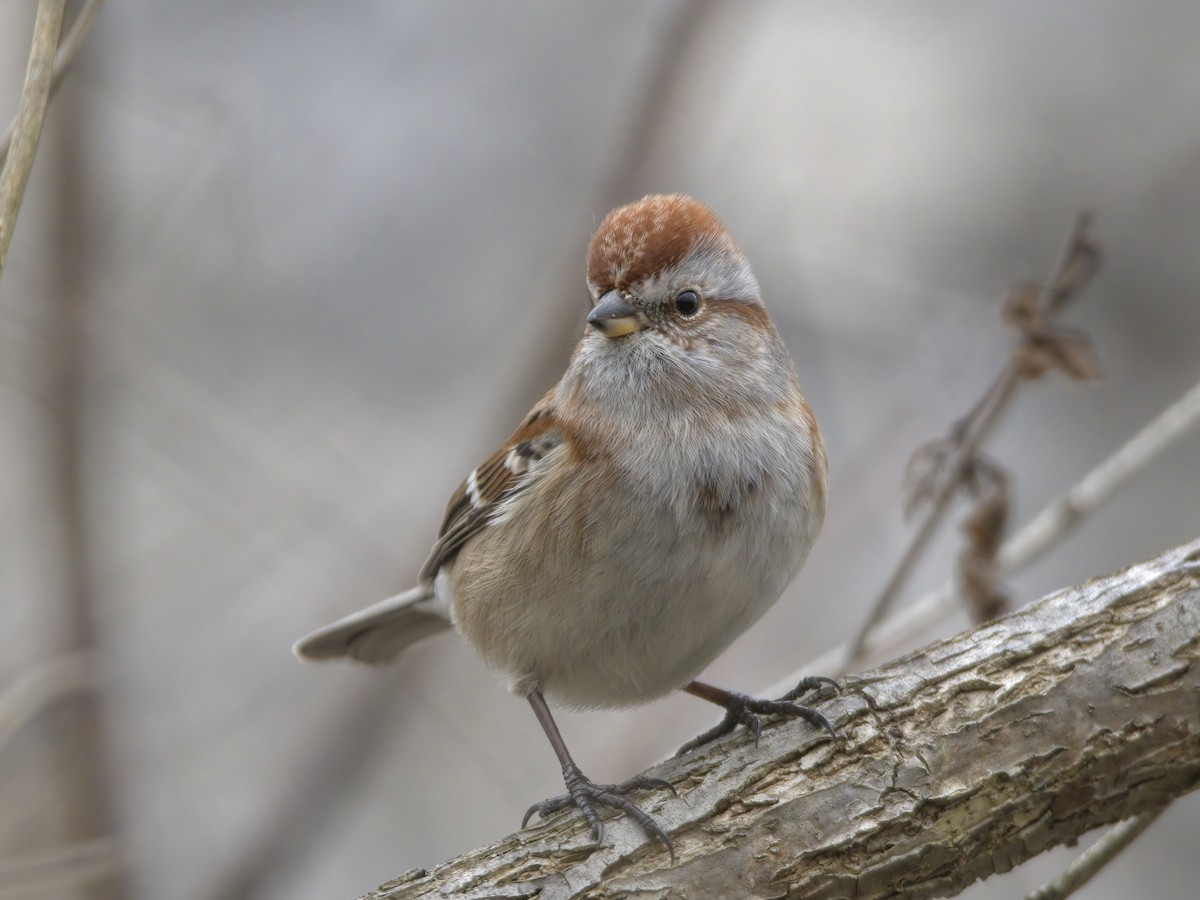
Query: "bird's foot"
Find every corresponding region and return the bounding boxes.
[677,675,840,756]
[521,762,676,858]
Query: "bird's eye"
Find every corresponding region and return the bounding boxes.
[674,290,701,316]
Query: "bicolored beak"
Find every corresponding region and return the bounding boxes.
[587,290,643,337]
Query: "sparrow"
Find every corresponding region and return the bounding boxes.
[294,194,834,857]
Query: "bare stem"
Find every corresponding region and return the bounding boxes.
[0,0,103,168]
[768,372,1200,693]
[845,363,1020,659]
[844,213,1095,664]
[0,0,66,278]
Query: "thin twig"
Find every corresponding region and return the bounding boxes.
[0,0,66,278]
[844,214,1095,663]
[0,651,98,756]
[769,372,1200,692]
[1000,376,1200,571]
[1025,807,1167,900]
[0,0,103,169]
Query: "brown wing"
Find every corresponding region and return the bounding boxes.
[417,394,563,581]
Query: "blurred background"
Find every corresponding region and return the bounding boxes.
[2,2,1199,899]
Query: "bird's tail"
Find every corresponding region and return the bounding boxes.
[293,584,451,664]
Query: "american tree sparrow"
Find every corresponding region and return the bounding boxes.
[295,194,834,856]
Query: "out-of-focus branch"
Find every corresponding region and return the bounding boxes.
[195,678,399,900]
[0,0,65,278]
[1026,808,1166,900]
[0,0,102,169]
[205,7,725,900]
[365,539,1200,899]
[0,837,123,897]
[499,0,722,422]
[30,12,131,898]
[846,214,1098,661]
[0,5,126,899]
[0,651,97,756]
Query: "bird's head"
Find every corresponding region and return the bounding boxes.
[583,194,769,346]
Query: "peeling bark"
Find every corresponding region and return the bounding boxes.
[364,539,1200,899]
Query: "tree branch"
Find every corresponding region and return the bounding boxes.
[365,538,1200,899]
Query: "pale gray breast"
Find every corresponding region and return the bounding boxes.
[447,350,824,706]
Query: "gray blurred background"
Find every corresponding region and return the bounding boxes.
[2,2,1198,899]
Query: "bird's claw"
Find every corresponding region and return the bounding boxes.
[521,763,676,860]
[779,674,841,702]
[677,675,839,756]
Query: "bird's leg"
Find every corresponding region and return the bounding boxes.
[676,676,839,756]
[521,690,676,858]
